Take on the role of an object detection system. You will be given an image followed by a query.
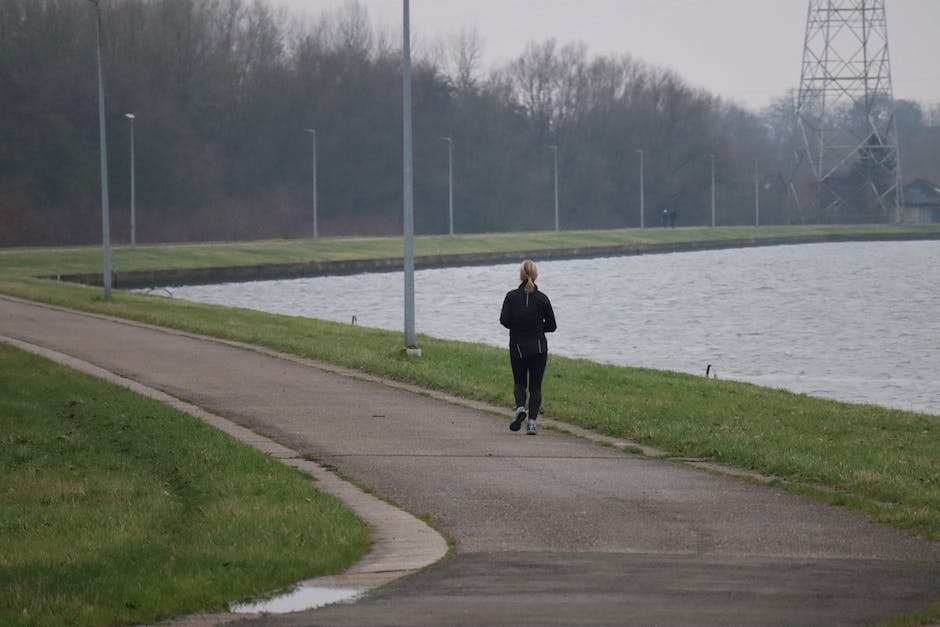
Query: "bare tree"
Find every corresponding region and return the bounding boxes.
[448,26,483,93]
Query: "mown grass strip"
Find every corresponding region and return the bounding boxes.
[0,343,369,627]
[2,224,939,277]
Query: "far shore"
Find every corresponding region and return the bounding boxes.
[50,228,940,289]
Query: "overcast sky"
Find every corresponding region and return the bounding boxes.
[269,0,940,111]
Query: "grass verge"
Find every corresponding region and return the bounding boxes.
[2,224,939,277]
[0,343,369,627]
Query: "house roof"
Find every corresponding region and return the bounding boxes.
[903,179,940,206]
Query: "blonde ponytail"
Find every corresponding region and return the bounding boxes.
[519,260,538,294]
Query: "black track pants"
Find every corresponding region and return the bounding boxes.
[510,353,548,419]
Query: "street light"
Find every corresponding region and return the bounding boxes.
[636,149,645,229]
[707,153,716,227]
[87,0,112,297]
[402,0,418,354]
[754,158,760,227]
[125,113,136,246]
[548,144,559,232]
[305,129,318,240]
[441,137,453,235]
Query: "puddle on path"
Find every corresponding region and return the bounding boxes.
[230,586,362,614]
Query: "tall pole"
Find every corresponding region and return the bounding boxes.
[795,0,901,220]
[708,154,716,227]
[754,158,760,227]
[89,0,112,297]
[402,0,417,352]
[549,144,559,232]
[636,149,645,229]
[442,137,453,235]
[305,129,318,239]
[125,113,135,246]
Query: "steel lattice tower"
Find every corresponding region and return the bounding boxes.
[791,0,902,222]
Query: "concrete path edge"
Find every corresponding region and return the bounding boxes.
[0,331,449,625]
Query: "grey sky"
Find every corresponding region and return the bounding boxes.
[270,0,940,111]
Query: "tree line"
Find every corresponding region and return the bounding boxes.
[2,0,939,246]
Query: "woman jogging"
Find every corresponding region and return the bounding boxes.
[499,260,557,435]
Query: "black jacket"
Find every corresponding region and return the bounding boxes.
[500,282,557,359]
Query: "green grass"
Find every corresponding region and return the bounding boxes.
[2,225,939,624]
[0,343,369,627]
[3,224,939,278]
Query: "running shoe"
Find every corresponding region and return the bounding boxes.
[526,420,537,435]
[509,407,526,431]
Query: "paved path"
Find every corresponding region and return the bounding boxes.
[2,296,938,626]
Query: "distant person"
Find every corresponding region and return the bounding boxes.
[662,208,669,227]
[669,209,678,228]
[499,260,557,435]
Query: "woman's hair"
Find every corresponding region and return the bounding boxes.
[519,260,538,294]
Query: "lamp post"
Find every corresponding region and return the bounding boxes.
[549,144,559,232]
[88,0,112,297]
[708,153,716,227]
[441,137,453,235]
[754,158,760,227]
[125,113,136,246]
[305,129,318,240]
[402,0,418,353]
[636,148,645,229]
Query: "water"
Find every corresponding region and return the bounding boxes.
[162,241,940,416]
[230,586,361,614]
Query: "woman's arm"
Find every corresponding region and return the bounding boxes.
[499,293,513,329]
[542,298,557,333]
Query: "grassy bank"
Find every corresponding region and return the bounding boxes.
[0,343,369,627]
[3,224,940,279]
[1,225,938,624]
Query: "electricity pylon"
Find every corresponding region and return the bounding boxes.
[790,0,902,223]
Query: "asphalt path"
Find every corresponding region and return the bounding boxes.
[1,297,938,626]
